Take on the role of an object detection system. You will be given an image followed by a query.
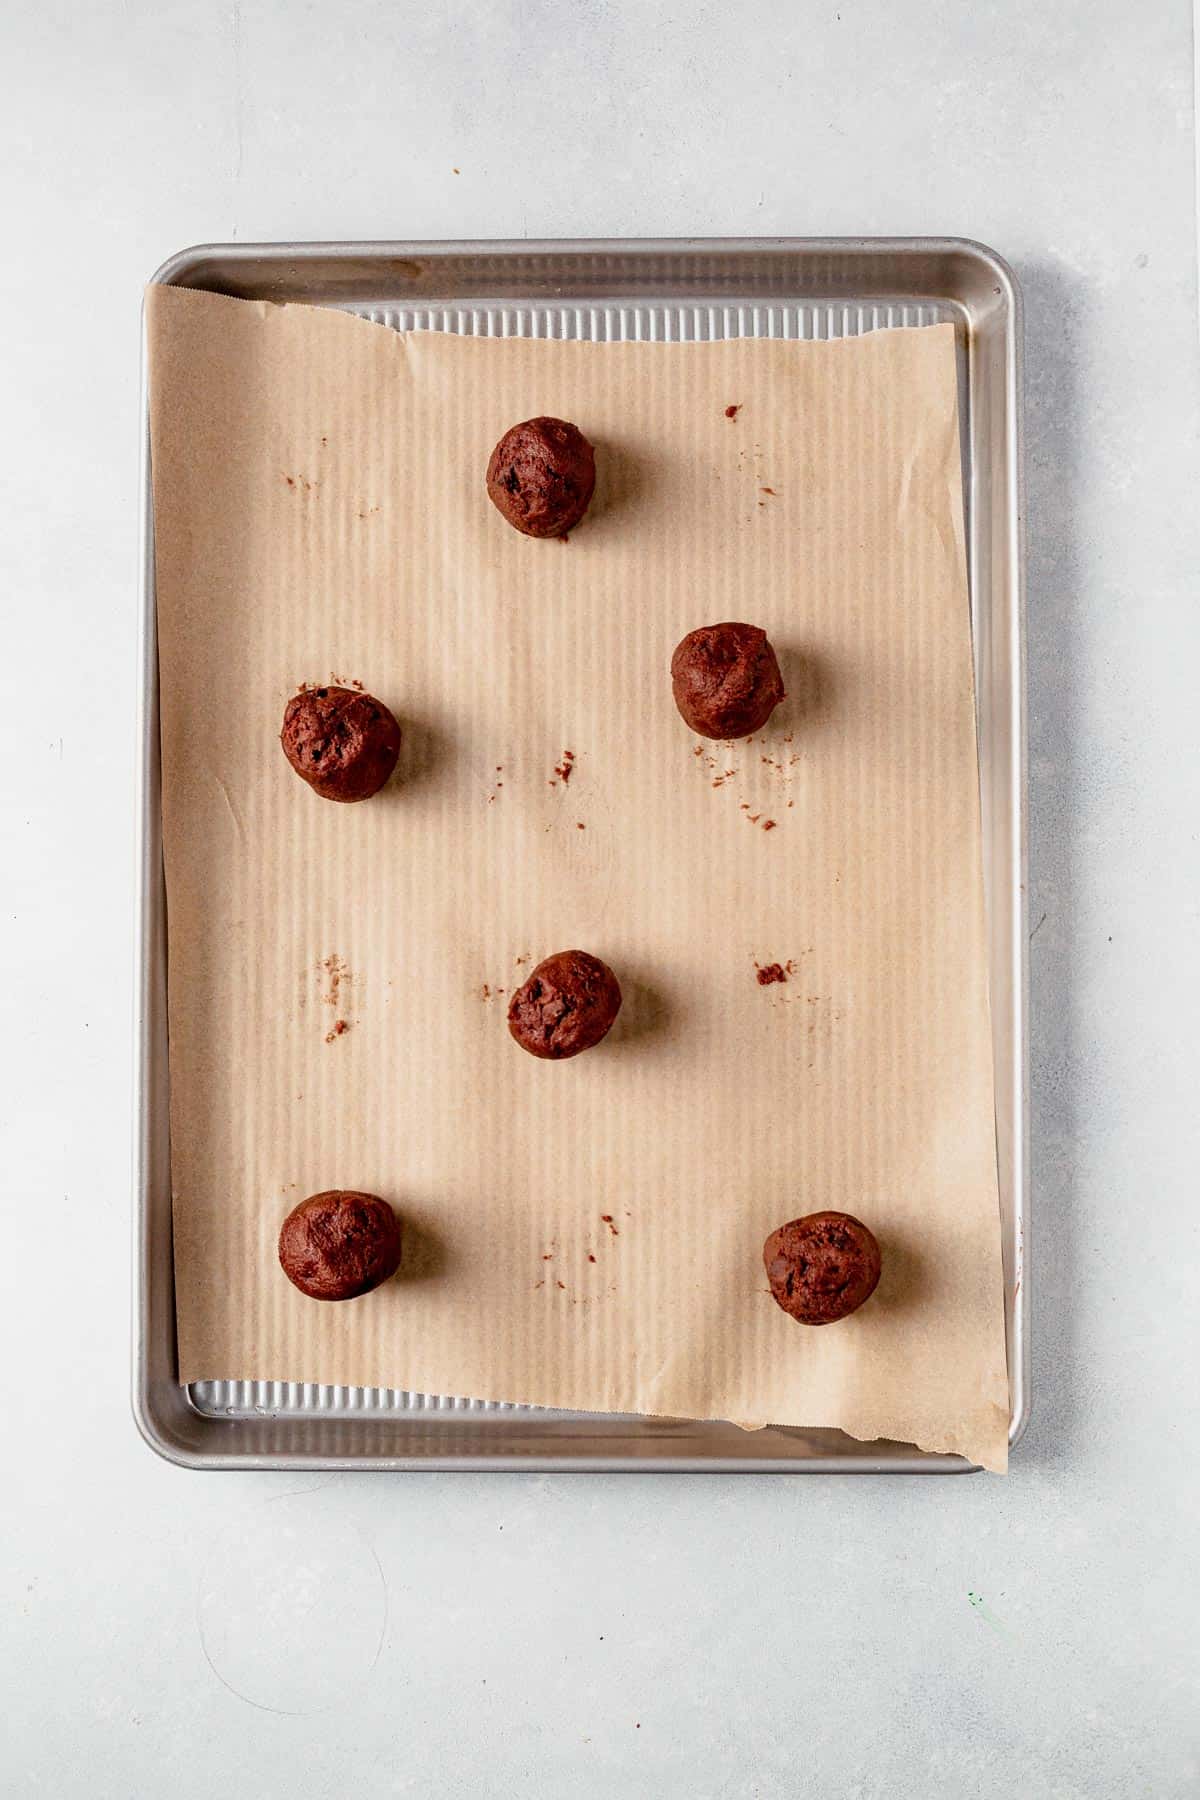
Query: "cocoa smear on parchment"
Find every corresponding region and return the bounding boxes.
[320,953,351,1008]
[691,743,777,829]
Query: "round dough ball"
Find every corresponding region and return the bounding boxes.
[278,1190,403,1302]
[507,949,622,1060]
[762,1211,882,1326]
[281,686,401,802]
[670,622,785,739]
[486,416,596,538]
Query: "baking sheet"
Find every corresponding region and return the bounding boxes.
[147,284,1010,1471]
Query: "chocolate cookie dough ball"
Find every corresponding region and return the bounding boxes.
[670,622,785,740]
[763,1211,882,1326]
[507,949,622,1060]
[278,1190,403,1302]
[486,416,596,538]
[281,686,401,802]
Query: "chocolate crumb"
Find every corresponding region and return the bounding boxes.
[588,1253,597,1263]
[762,819,778,831]
[756,964,787,986]
[601,1214,619,1236]
[724,404,742,420]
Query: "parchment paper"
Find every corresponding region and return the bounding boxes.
[147,286,1010,1470]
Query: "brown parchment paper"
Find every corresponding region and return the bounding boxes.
[147,286,1010,1470]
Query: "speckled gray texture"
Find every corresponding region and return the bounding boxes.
[3,1,1198,1794]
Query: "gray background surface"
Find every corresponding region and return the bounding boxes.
[3,2,1198,1794]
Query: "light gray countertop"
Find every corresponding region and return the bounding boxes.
[3,2,1197,1794]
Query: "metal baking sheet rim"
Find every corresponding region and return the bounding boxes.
[133,237,1029,1473]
